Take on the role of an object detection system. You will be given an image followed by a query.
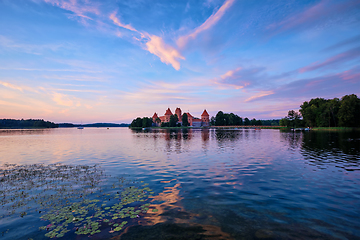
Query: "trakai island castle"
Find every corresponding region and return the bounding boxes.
[152,108,210,127]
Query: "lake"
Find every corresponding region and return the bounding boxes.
[0,128,359,239]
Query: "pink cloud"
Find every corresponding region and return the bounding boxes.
[267,0,360,34]
[0,81,23,92]
[299,47,360,73]
[244,91,274,102]
[213,66,265,89]
[109,11,138,33]
[177,0,235,48]
[145,35,185,71]
[44,0,100,20]
[338,67,360,83]
[108,12,184,70]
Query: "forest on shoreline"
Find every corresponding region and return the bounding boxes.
[0,119,58,129]
[280,94,360,128]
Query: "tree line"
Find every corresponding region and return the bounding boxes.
[280,94,360,128]
[211,111,263,126]
[130,112,278,128]
[130,117,153,128]
[130,114,190,128]
[0,119,58,129]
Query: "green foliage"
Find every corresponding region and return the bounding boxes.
[244,117,250,126]
[279,118,289,127]
[210,116,215,126]
[130,117,152,128]
[169,114,179,127]
[0,164,153,238]
[0,119,58,129]
[215,111,225,126]
[338,94,360,127]
[280,110,302,128]
[161,122,169,127]
[215,111,243,126]
[300,94,360,127]
[182,113,189,127]
[261,119,279,126]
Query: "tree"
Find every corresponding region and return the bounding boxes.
[279,118,289,127]
[287,110,302,128]
[327,98,340,127]
[300,95,360,127]
[130,117,142,128]
[244,117,250,126]
[215,111,225,126]
[142,117,153,128]
[338,94,360,127]
[161,122,169,127]
[169,114,179,127]
[210,116,215,126]
[250,118,257,126]
[182,113,189,126]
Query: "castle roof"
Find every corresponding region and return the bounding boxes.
[152,112,158,118]
[164,108,173,115]
[201,109,209,116]
[192,119,202,122]
[183,112,193,118]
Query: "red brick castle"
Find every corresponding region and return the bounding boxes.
[152,107,210,127]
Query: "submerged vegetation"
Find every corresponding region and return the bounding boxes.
[0,163,154,238]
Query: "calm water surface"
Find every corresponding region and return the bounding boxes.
[0,128,359,239]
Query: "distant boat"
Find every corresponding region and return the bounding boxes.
[78,121,84,129]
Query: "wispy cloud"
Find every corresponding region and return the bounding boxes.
[0,35,65,55]
[322,35,360,52]
[43,0,100,21]
[0,67,102,73]
[299,47,360,73]
[52,92,74,106]
[177,0,235,48]
[244,91,274,102]
[0,81,23,92]
[109,12,185,70]
[145,35,185,70]
[251,67,360,102]
[213,67,266,89]
[42,74,105,82]
[267,0,360,35]
[109,11,138,33]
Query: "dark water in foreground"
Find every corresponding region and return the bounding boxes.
[0,128,359,240]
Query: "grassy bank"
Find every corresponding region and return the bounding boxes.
[211,126,286,129]
[310,127,360,131]
[130,126,194,129]
[130,126,288,130]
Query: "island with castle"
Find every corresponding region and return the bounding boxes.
[152,107,210,127]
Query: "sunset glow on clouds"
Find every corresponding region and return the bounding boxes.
[0,0,359,123]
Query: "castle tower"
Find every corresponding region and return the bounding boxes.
[164,108,173,122]
[175,107,182,120]
[201,109,210,126]
[152,112,159,123]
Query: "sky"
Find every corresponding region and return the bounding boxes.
[0,0,359,124]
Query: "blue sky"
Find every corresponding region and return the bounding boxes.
[0,0,359,123]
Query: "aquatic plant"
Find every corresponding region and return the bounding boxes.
[0,163,153,238]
